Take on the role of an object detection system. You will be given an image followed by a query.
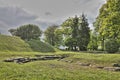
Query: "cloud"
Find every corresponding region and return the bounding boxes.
[0,6,37,26]
[0,0,106,34]
[0,21,10,34]
[0,6,51,34]
[44,12,52,16]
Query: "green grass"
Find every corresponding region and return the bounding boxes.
[26,39,55,52]
[0,51,120,80]
[0,35,32,52]
[66,52,120,66]
[0,34,55,52]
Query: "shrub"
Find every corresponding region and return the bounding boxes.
[105,39,119,53]
[87,41,98,51]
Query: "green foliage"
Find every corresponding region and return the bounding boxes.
[44,25,63,47]
[54,28,63,47]
[94,0,120,51]
[64,37,77,51]
[77,14,90,51]
[94,0,120,39]
[87,40,98,51]
[9,24,42,41]
[0,34,32,52]
[105,39,119,53]
[61,14,90,51]
[26,39,55,52]
[87,31,98,50]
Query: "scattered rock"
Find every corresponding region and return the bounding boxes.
[114,67,120,71]
[103,67,120,71]
[79,63,91,66]
[4,59,14,62]
[112,63,120,67]
[59,59,73,63]
[96,66,104,69]
[3,55,68,64]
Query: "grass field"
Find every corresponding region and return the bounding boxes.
[0,51,120,80]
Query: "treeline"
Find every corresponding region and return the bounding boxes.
[9,0,120,53]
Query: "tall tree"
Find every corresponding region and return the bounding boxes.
[61,16,78,51]
[94,0,120,50]
[77,14,90,51]
[61,14,90,51]
[9,24,42,41]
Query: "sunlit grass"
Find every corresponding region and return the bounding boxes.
[0,51,120,80]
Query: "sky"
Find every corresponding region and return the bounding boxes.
[0,0,105,34]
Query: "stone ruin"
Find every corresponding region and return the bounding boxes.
[4,54,69,64]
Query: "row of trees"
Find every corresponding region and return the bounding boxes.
[44,14,90,51]
[9,0,120,53]
[9,14,90,51]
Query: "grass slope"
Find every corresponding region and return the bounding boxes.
[27,40,55,52]
[0,35,55,52]
[0,52,120,80]
[0,35,32,52]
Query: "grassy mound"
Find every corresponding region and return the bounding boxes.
[26,40,55,52]
[0,34,32,52]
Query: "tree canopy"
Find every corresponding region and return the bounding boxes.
[94,0,120,39]
[44,25,63,47]
[61,14,90,51]
[94,0,120,52]
[9,24,42,41]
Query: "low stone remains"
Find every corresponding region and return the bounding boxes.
[112,63,120,67]
[103,67,120,71]
[78,63,91,66]
[4,54,68,64]
[3,54,120,72]
[75,61,120,72]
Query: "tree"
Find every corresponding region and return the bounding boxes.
[64,37,77,51]
[94,0,120,51]
[61,16,78,51]
[87,31,98,51]
[44,25,62,47]
[8,29,17,36]
[77,14,90,51]
[54,28,63,47]
[61,14,90,51]
[9,24,42,41]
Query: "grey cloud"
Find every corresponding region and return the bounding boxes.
[0,6,37,26]
[0,21,10,34]
[3,0,105,21]
[0,6,49,34]
[44,12,52,16]
[0,0,106,34]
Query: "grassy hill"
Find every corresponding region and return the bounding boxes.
[26,39,55,52]
[0,34,32,52]
[0,35,55,52]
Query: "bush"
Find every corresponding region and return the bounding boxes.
[87,41,98,51]
[105,39,119,53]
